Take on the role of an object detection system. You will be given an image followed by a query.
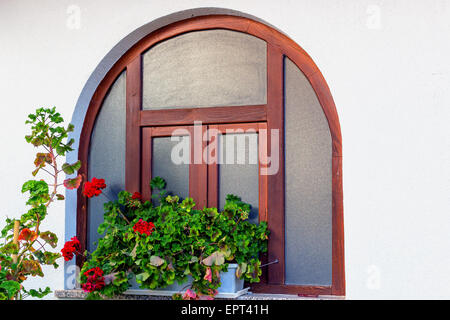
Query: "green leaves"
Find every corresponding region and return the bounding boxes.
[97,222,108,235]
[202,251,225,266]
[21,205,47,226]
[0,107,81,301]
[1,242,19,255]
[63,174,82,190]
[150,176,166,190]
[23,287,51,298]
[181,198,195,212]
[25,107,75,156]
[32,153,53,176]
[149,256,165,267]
[235,263,247,278]
[34,251,60,268]
[136,272,150,282]
[22,259,44,277]
[40,231,58,248]
[78,178,269,300]
[34,152,52,166]
[61,160,81,175]
[0,281,21,299]
[165,195,179,204]
[1,218,16,238]
[22,180,49,207]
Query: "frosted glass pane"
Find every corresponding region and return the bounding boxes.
[218,133,259,225]
[152,137,189,200]
[143,30,267,109]
[88,71,126,251]
[285,58,332,286]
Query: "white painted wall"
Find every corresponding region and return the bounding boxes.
[1,0,449,299]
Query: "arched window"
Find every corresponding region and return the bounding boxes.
[73,13,344,296]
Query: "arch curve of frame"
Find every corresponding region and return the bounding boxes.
[68,9,344,296]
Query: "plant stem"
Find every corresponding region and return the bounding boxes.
[12,220,20,263]
[14,141,60,278]
[116,207,130,224]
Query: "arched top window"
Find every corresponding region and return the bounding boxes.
[74,13,344,296]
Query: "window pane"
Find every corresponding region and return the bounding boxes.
[152,136,190,200]
[218,133,259,225]
[285,58,333,286]
[143,30,267,109]
[88,71,126,251]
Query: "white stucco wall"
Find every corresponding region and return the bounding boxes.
[1,0,449,299]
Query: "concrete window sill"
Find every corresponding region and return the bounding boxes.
[54,289,344,300]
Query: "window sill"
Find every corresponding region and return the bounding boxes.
[54,289,344,300]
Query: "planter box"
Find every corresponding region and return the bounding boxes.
[127,263,248,298]
[217,264,244,293]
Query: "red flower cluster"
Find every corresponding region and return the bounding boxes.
[131,192,142,200]
[61,236,81,261]
[81,267,105,293]
[83,177,106,198]
[133,219,155,236]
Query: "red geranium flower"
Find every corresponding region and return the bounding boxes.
[81,267,105,293]
[131,192,142,200]
[83,267,104,278]
[133,219,155,236]
[83,177,106,198]
[61,236,81,261]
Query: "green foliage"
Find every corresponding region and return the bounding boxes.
[39,231,58,248]
[80,177,269,299]
[22,180,50,207]
[25,107,74,156]
[23,287,51,298]
[0,107,80,300]
[0,281,21,300]
[61,160,81,175]
[150,176,166,190]
[63,174,82,190]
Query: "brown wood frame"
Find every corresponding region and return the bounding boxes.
[206,123,269,285]
[76,15,344,296]
[141,125,207,208]
[206,123,268,221]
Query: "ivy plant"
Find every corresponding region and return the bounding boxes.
[79,177,269,300]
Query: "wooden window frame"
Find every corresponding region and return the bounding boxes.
[141,125,208,208]
[76,15,345,296]
[141,123,266,216]
[206,123,267,221]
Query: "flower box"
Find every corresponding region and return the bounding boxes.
[127,264,248,298]
[78,177,268,300]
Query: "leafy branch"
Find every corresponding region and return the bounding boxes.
[0,107,82,300]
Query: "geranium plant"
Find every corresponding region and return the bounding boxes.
[0,107,82,300]
[75,177,269,300]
